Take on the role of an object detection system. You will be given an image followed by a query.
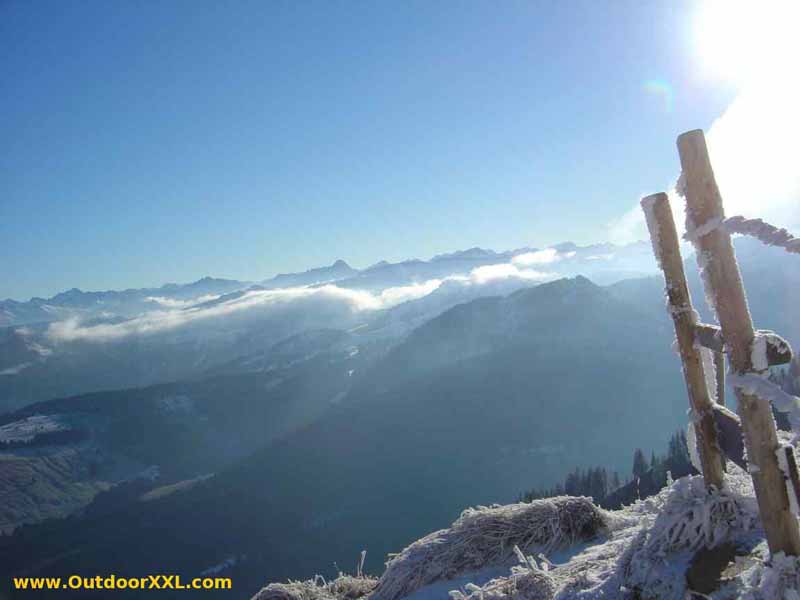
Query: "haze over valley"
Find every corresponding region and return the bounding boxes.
[0,235,797,597]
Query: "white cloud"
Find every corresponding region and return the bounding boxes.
[704,85,800,229]
[46,281,452,343]
[145,294,221,308]
[510,248,576,266]
[377,279,444,306]
[466,263,555,285]
[46,259,560,343]
[47,286,378,342]
[608,189,685,246]
[585,254,614,261]
[512,248,560,266]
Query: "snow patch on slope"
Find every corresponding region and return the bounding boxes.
[0,414,67,443]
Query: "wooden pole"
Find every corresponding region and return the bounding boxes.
[640,192,725,490]
[714,351,725,407]
[677,129,800,555]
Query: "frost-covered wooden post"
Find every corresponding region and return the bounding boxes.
[713,351,725,406]
[640,192,725,491]
[677,129,800,555]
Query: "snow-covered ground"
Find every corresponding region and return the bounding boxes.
[253,436,800,600]
[0,361,33,376]
[0,414,67,443]
[376,464,794,599]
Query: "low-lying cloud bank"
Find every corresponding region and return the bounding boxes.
[46,259,559,343]
[145,294,222,309]
[511,248,574,266]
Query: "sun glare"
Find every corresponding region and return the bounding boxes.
[694,0,799,86]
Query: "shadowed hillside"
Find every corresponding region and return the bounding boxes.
[0,277,689,598]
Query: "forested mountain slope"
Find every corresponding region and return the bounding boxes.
[0,277,689,598]
[0,341,370,533]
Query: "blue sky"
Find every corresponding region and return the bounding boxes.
[1,0,738,300]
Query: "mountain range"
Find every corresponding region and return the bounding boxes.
[0,241,657,413]
[2,276,687,596]
[0,241,655,328]
[0,237,796,599]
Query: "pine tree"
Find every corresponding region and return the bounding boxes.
[565,468,580,496]
[594,468,608,499]
[632,448,647,479]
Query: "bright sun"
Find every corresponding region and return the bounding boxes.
[694,0,799,86]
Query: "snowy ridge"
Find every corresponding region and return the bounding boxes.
[439,475,757,599]
[397,466,779,599]
[253,440,800,599]
[371,497,603,600]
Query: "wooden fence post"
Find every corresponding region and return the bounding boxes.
[677,129,800,555]
[714,351,725,406]
[640,192,725,490]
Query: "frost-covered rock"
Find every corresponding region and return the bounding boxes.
[371,497,604,600]
[253,448,800,600]
[252,575,378,600]
[374,466,774,599]
[710,543,800,600]
[449,560,556,600]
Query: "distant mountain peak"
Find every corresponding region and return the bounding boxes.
[552,242,578,252]
[572,274,595,285]
[194,275,241,284]
[53,287,84,297]
[507,275,602,306]
[431,247,498,262]
[261,258,358,289]
[365,260,389,272]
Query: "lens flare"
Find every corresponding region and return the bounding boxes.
[642,79,675,113]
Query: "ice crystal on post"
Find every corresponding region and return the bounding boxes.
[641,195,664,269]
[723,216,800,255]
